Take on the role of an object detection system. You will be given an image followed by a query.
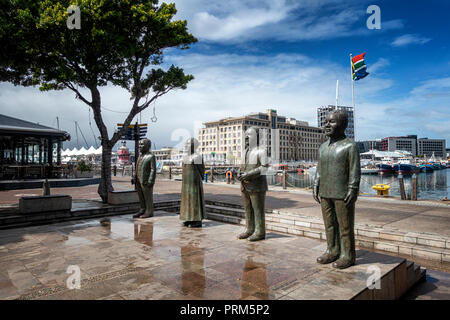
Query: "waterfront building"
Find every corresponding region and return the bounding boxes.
[417,138,446,158]
[0,113,70,179]
[152,147,174,162]
[356,139,383,153]
[317,105,355,140]
[381,135,418,156]
[197,109,325,164]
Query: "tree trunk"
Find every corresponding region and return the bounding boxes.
[98,140,113,203]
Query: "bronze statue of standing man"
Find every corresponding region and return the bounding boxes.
[238,127,268,242]
[133,138,156,219]
[180,138,206,228]
[313,110,361,269]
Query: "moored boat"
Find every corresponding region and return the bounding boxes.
[393,163,420,175]
[376,163,394,174]
[419,164,434,172]
[428,162,442,170]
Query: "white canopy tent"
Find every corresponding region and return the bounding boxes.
[62,146,103,156]
[86,146,97,154]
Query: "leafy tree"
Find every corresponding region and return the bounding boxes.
[0,0,197,202]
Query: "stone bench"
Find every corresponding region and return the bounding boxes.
[19,195,72,214]
[108,190,139,205]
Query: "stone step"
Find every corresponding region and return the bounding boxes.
[267,211,450,251]
[265,219,450,263]
[205,200,243,210]
[0,200,180,230]
[205,204,245,218]
[205,200,272,213]
[407,263,426,291]
[356,234,450,263]
[206,211,243,225]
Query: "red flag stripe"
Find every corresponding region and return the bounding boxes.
[352,52,366,63]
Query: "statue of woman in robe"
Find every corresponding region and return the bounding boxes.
[180,138,206,227]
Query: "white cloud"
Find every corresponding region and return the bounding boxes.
[0,52,371,149]
[355,77,450,141]
[391,34,431,47]
[370,58,390,73]
[3,53,448,150]
[173,0,403,43]
[410,77,450,96]
[190,5,288,41]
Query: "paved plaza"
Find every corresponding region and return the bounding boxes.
[0,211,422,300]
[1,178,449,300]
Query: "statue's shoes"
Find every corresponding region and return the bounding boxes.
[237,231,254,239]
[132,213,143,218]
[182,221,190,227]
[316,252,339,264]
[189,221,202,228]
[248,233,265,242]
[140,212,154,219]
[332,258,355,269]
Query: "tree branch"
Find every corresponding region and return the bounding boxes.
[63,81,92,106]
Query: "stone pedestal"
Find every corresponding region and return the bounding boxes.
[19,195,72,214]
[107,190,139,205]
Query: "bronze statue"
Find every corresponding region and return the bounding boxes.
[313,110,361,269]
[238,127,269,241]
[133,138,156,219]
[180,138,206,228]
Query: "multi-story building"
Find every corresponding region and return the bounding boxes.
[417,138,446,158]
[356,139,383,154]
[197,109,325,164]
[381,135,417,156]
[317,105,355,140]
[152,147,174,162]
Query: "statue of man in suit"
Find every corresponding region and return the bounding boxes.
[133,138,156,219]
[238,127,269,242]
[313,110,361,269]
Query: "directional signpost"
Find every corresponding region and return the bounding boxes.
[117,122,148,182]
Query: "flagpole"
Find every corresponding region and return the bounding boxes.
[350,53,356,139]
[335,79,339,108]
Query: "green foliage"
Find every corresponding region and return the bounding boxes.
[77,160,91,172]
[0,0,197,95]
[0,0,197,200]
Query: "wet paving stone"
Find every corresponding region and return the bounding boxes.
[0,211,441,300]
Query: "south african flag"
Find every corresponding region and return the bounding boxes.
[352,53,369,81]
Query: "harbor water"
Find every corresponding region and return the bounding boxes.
[199,169,449,201]
[269,169,449,200]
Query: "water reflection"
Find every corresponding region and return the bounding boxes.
[134,223,154,246]
[241,256,268,299]
[63,235,95,246]
[181,243,205,296]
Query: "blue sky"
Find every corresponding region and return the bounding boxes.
[1,0,449,150]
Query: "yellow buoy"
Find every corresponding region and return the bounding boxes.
[372,184,390,196]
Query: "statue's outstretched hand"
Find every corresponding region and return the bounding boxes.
[313,185,321,204]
